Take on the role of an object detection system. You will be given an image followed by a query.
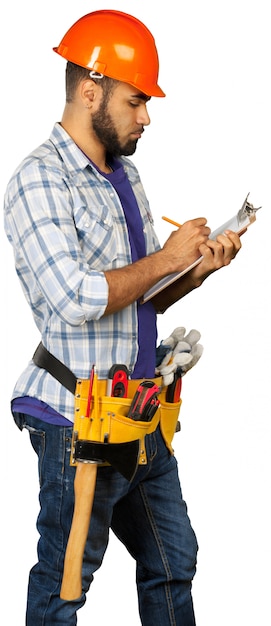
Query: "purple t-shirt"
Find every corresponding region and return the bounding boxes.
[104,157,157,379]
[12,157,157,424]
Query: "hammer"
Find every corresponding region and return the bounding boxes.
[60,437,140,600]
[60,365,140,601]
[60,366,97,601]
[60,461,97,600]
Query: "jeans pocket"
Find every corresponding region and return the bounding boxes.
[13,412,46,485]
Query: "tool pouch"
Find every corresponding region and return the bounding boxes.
[32,343,181,479]
[72,377,181,470]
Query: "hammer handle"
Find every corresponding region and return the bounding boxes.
[60,462,97,600]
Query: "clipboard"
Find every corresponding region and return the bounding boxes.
[142,193,261,303]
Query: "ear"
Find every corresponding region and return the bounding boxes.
[80,79,101,109]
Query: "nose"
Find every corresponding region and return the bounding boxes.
[137,103,151,126]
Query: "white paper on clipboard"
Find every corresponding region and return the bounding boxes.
[142,193,261,303]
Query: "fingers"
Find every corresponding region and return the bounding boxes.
[217,230,242,263]
[175,218,211,247]
[163,217,211,268]
[186,217,211,237]
[202,230,242,267]
[223,229,242,248]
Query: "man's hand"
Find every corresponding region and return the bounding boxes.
[153,228,244,313]
[190,229,243,286]
[161,218,211,274]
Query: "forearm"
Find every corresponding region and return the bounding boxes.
[103,249,179,315]
[103,218,213,316]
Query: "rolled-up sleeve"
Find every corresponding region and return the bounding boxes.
[4,160,109,325]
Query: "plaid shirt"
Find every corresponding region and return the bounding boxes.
[4,123,160,421]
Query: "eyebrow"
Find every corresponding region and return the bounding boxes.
[131,93,151,103]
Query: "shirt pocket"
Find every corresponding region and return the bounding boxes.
[75,204,118,269]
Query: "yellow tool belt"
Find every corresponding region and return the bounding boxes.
[32,343,182,477]
[72,376,181,467]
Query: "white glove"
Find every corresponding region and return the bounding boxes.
[156,327,203,386]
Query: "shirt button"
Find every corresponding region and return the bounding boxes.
[84,222,90,228]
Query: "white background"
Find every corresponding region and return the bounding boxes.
[1,1,270,624]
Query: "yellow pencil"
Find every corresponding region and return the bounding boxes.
[162,215,182,228]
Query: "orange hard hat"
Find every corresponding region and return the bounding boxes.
[53,10,165,97]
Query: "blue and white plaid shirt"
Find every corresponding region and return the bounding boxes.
[4,123,160,421]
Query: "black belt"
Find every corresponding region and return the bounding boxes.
[32,343,77,395]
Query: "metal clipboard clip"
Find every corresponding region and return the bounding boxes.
[210,192,261,240]
[237,192,262,227]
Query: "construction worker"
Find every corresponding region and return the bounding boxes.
[4,10,242,625]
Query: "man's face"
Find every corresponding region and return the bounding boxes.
[92,82,151,157]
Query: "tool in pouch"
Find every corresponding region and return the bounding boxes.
[127,380,160,421]
[106,363,129,397]
[166,371,182,403]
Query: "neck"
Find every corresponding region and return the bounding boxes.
[60,109,109,173]
[81,148,113,174]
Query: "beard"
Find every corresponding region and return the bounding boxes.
[92,99,139,157]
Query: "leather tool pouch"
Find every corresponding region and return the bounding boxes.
[72,377,182,467]
[33,343,182,479]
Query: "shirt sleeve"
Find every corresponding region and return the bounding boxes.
[4,159,109,326]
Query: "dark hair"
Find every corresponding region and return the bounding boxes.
[65,61,118,103]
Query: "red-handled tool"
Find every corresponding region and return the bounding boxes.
[106,364,129,397]
[127,380,160,421]
[166,369,182,403]
[85,364,95,417]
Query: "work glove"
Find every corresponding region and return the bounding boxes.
[155,327,203,387]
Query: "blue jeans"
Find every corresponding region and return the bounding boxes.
[14,412,198,625]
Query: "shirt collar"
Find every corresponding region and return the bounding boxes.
[49,122,137,182]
